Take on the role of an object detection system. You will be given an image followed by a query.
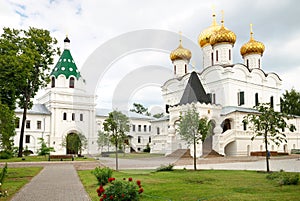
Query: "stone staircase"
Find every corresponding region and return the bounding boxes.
[167,149,192,158]
[203,150,224,158]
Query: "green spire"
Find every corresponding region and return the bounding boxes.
[50,37,81,79]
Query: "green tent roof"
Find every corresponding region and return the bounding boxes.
[51,45,81,79]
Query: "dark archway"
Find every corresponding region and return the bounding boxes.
[66,133,80,155]
[222,119,232,133]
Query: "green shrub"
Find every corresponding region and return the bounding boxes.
[0,150,13,159]
[97,177,143,201]
[0,163,8,197]
[156,163,174,172]
[266,171,299,185]
[92,167,113,185]
[143,143,150,153]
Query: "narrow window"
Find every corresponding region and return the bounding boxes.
[25,135,30,143]
[80,114,83,121]
[174,65,176,74]
[270,96,274,108]
[37,121,42,129]
[149,125,151,132]
[15,117,20,128]
[212,93,216,104]
[144,125,147,132]
[51,77,55,88]
[238,91,245,106]
[216,50,219,62]
[138,125,141,132]
[255,93,259,106]
[132,125,136,132]
[185,64,187,74]
[229,49,231,60]
[138,136,141,143]
[69,77,75,88]
[157,127,160,135]
[26,120,31,129]
[246,59,249,67]
[243,121,247,131]
[211,52,214,65]
[63,112,67,120]
[258,59,261,68]
[149,137,152,143]
[72,113,75,121]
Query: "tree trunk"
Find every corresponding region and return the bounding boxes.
[18,100,29,157]
[193,135,197,170]
[264,131,270,172]
[115,143,119,171]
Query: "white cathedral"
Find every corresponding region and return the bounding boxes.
[14,13,300,157]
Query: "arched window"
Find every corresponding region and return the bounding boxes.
[185,64,187,73]
[51,77,55,88]
[229,49,231,60]
[258,59,261,68]
[174,65,176,74]
[216,50,219,62]
[246,59,249,67]
[211,52,214,65]
[69,77,75,88]
[63,112,67,120]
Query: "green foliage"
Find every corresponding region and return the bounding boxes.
[97,177,143,201]
[37,138,54,156]
[0,27,60,157]
[243,103,296,172]
[156,164,174,172]
[130,103,151,116]
[23,146,32,156]
[177,105,210,170]
[103,110,130,170]
[143,143,150,153]
[281,88,300,116]
[0,101,16,151]
[266,171,299,185]
[0,163,8,198]
[92,167,113,185]
[152,113,164,119]
[0,151,13,159]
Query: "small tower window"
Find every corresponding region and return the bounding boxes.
[63,112,67,120]
[69,77,75,88]
[270,96,274,108]
[51,77,55,88]
[216,50,219,62]
[211,52,214,65]
[72,113,75,121]
[174,65,176,74]
[258,59,261,68]
[255,93,259,106]
[246,59,249,67]
[229,49,231,60]
[185,64,187,73]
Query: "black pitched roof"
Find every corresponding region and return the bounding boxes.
[179,71,211,105]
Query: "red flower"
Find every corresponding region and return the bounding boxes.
[103,194,107,198]
[121,193,125,198]
[136,180,141,186]
[138,187,144,194]
[100,198,103,201]
[128,177,132,182]
[108,177,115,183]
[97,185,105,196]
[109,195,114,200]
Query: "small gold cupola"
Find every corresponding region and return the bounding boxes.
[240,24,265,57]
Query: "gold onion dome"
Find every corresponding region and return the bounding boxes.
[240,24,265,57]
[210,20,236,46]
[198,13,222,47]
[170,40,192,61]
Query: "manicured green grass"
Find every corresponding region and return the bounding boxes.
[0,155,95,162]
[0,166,42,200]
[78,169,300,201]
[106,153,164,159]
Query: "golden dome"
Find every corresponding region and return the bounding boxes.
[198,13,222,47]
[210,24,236,46]
[170,41,192,61]
[240,24,265,57]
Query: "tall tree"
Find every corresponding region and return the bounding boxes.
[243,103,296,172]
[177,106,210,170]
[0,27,59,157]
[0,101,16,151]
[130,103,151,116]
[281,88,300,116]
[103,110,130,171]
[97,131,110,153]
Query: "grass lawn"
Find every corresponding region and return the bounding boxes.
[0,166,42,200]
[78,169,300,201]
[0,155,95,162]
[107,153,164,159]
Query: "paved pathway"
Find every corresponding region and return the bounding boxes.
[11,164,90,201]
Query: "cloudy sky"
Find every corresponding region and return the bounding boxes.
[1,0,300,111]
